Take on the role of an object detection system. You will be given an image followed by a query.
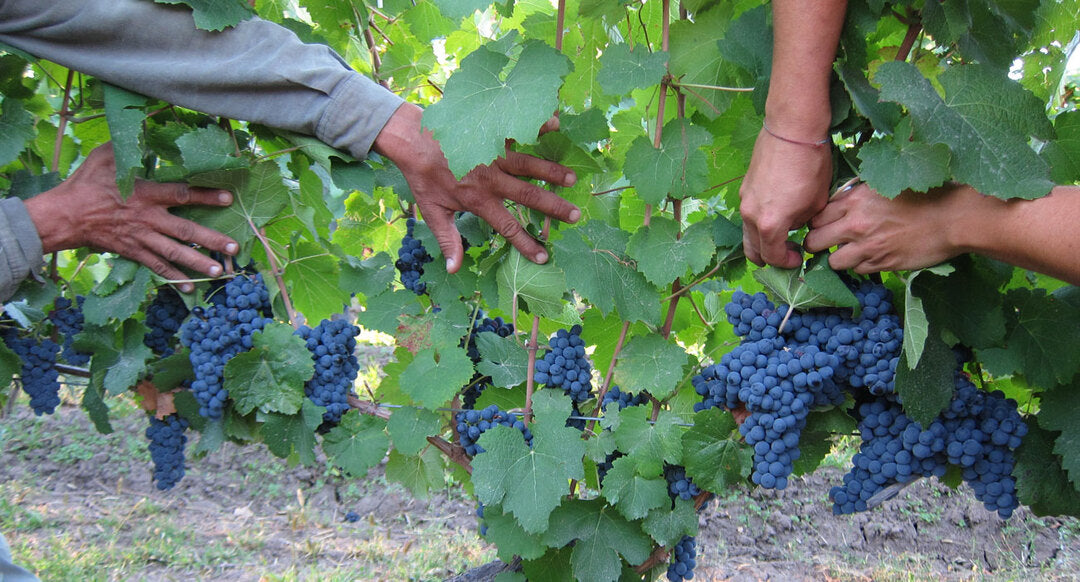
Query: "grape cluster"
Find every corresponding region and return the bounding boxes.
[830,372,1027,518]
[1,329,62,415]
[143,287,190,357]
[664,464,702,501]
[455,404,533,456]
[179,273,273,419]
[145,413,189,490]
[295,318,360,425]
[601,385,648,412]
[49,296,90,366]
[533,325,593,404]
[396,217,433,295]
[666,535,698,582]
[693,285,899,489]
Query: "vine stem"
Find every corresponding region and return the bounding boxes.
[49,70,76,283]
[674,82,754,92]
[248,218,299,329]
[895,14,922,62]
[584,320,631,437]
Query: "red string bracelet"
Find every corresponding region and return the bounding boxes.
[762,120,830,147]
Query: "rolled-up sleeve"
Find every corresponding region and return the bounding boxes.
[0,197,44,302]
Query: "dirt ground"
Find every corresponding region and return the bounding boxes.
[1,397,1078,582]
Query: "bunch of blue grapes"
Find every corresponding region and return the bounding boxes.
[666,535,698,582]
[1,329,62,415]
[829,371,1028,518]
[601,385,648,412]
[395,217,433,295]
[145,413,189,490]
[664,464,702,501]
[48,296,90,366]
[295,318,360,425]
[533,325,593,403]
[455,404,533,456]
[179,273,273,419]
[143,287,190,357]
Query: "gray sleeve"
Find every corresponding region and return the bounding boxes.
[0,0,404,159]
[0,198,44,302]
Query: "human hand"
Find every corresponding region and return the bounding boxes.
[804,182,976,273]
[738,127,833,268]
[373,104,580,273]
[24,143,238,293]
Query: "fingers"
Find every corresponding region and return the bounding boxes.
[493,153,580,223]
[121,233,225,293]
[538,116,560,137]
[156,212,239,257]
[420,206,466,274]
[139,181,234,209]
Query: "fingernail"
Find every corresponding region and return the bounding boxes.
[564,172,577,187]
[180,283,194,293]
[225,242,238,255]
[218,191,232,204]
[209,265,223,276]
[568,208,581,223]
[446,257,456,271]
[535,250,549,263]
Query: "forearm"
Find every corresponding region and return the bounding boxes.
[767,0,847,139]
[959,186,1080,285]
[0,0,404,158]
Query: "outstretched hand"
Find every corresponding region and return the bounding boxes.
[24,143,238,292]
[738,127,833,268]
[373,104,580,273]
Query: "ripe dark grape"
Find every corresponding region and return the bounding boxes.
[455,404,533,456]
[533,325,592,404]
[601,385,648,412]
[145,413,189,490]
[48,296,90,366]
[664,464,702,501]
[395,217,433,295]
[344,511,360,523]
[1,329,62,415]
[179,273,273,419]
[666,535,697,582]
[143,287,190,357]
[295,318,360,425]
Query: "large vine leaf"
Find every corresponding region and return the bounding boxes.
[980,288,1080,388]
[496,249,566,319]
[874,61,1055,200]
[472,391,585,533]
[224,323,311,416]
[386,406,442,457]
[609,407,684,476]
[625,217,716,287]
[385,447,445,500]
[282,241,348,324]
[857,135,951,198]
[600,455,669,520]
[102,84,149,198]
[753,256,858,313]
[475,333,529,388]
[623,119,712,205]
[642,498,699,549]
[0,97,35,167]
[261,400,323,465]
[1035,381,1080,487]
[611,334,689,401]
[323,412,390,476]
[894,324,956,428]
[399,346,475,409]
[1014,424,1080,517]
[183,162,292,250]
[541,499,654,582]
[682,407,749,493]
[597,44,668,95]
[423,38,572,177]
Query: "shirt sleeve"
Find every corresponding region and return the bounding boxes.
[0,197,44,302]
[0,0,404,160]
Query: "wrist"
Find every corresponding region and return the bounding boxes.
[24,186,77,253]
[944,184,1005,257]
[372,103,443,175]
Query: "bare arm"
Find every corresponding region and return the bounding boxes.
[804,183,1080,286]
[739,0,847,268]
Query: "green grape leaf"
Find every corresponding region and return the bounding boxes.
[0,341,21,388]
[560,108,610,146]
[600,456,668,520]
[177,125,248,173]
[339,252,395,300]
[0,98,35,166]
[385,447,444,499]
[875,61,1054,200]
[400,347,475,409]
[541,498,653,582]
[1035,382,1080,487]
[900,265,955,370]
[323,412,390,476]
[496,249,566,319]
[1043,109,1080,184]
[894,324,955,428]
[597,44,668,95]
[837,61,902,133]
[857,136,951,198]
[642,497,698,548]
[261,400,323,465]
[472,391,585,533]
[436,0,492,20]
[623,119,712,204]
[669,7,738,118]
[82,266,153,326]
[283,241,348,324]
[914,257,1006,350]
[154,0,255,31]
[224,322,311,416]
[423,39,572,177]
[611,334,689,401]
[481,504,548,561]
[1014,424,1080,517]
[626,217,716,287]
[476,332,529,388]
[552,224,661,327]
[182,162,291,250]
[922,0,972,45]
[102,319,153,395]
[682,407,750,493]
[386,406,441,456]
[611,407,684,476]
[80,379,113,435]
[103,84,149,198]
[355,290,421,336]
[754,257,858,313]
[993,288,1080,388]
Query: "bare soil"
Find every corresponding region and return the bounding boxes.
[1,398,1077,582]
